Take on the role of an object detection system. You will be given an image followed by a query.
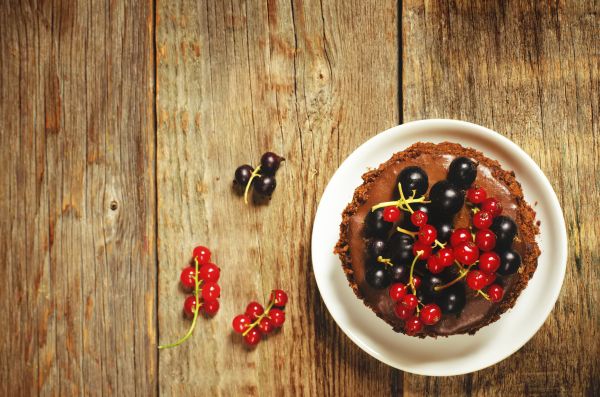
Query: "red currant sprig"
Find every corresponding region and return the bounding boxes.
[232,289,288,346]
[158,246,221,350]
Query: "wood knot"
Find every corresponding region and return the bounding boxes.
[110,201,118,211]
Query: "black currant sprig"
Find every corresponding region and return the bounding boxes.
[234,152,285,204]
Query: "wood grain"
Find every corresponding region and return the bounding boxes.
[155,0,399,395]
[402,0,599,395]
[0,1,157,396]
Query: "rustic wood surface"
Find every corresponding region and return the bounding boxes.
[1,0,598,396]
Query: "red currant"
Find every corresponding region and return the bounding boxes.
[232,314,252,333]
[412,276,422,289]
[412,241,432,259]
[420,303,442,325]
[383,206,401,223]
[483,272,497,286]
[466,187,487,204]
[270,289,288,307]
[473,210,493,229]
[426,256,444,274]
[410,210,428,227]
[203,299,220,316]
[192,245,211,265]
[436,247,455,267]
[244,328,261,346]
[269,308,286,327]
[201,282,220,302]
[258,317,274,334]
[475,229,496,252]
[454,241,480,265]
[401,294,418,310]
[450,228,471,247]
[389,283,407,301]
[180,267,198,291]
[466,270,487,290]
[481,198,502,217]
[478,251,500,274]
[394,303,413,320]
[488,284,504,302]
[245,301,264,320]
[418,224,437,245]
[199,263,220,283]
[404,316,423,335]
[183,296,200,318]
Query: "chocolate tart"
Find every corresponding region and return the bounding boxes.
[334,142,540,337]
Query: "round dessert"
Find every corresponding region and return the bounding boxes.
[334,142,540,337]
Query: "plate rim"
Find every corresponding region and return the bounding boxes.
[310,118,567,376]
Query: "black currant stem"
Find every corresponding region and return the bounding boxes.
[396,227,417,238]
[477,289,491,301]
[376,256,394,267]
[158,259,204,350]
[242,298,275,337]
[408,251,422,295]
[244,165,262,204]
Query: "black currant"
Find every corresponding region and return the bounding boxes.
[397,166,429,198]
[490,216,518,248]
[367,239,386,258]
[434,220,454,244]
[234,164,254,186]
[254,175,277,196]
[385,233,414,264]
[447,157,477,189]
[260,152,285,174]
[390,263,408,282]
[365,208,393,238]
[365,266,391,289]
[436,284,466,314]
[497,249,522,275]
[429,180,465,214]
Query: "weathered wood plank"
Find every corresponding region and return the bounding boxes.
[0,1,157,395]
[402,0,599,395]
[156,0,398,395]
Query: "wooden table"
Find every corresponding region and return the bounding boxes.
[1,1,598,395]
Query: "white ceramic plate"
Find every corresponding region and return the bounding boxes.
[311,119,567,376]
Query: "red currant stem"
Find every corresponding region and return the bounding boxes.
[454,260,465,272]
[158,259,204,350]
[433,239,446,249]
[376,256,395,267]
[242,298,276,337]
[471,207,480,214]
[434,265,474,292]
[371,184,430,213]
[244,165,262,204]
[477,289,491,301]
[408,251,422,295]
[396,227,417,238]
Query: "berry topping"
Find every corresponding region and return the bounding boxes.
[487,284,504,302]
[490,215,518,248]
[398,166,429,198]
[199,263,220,283]
[448,157,477,188]
[466,270,488,290]
[417,224,438,245]
[365,208,393,237]
[450,228,472,247]
[234,165,254,187]
[260,152,285,174]
[412,241,432,260]
[385,234,414,263]
[454,241,480,265]
[245,301,265,320]
[269,308,286,327]
[183,296,200,318]
[401,294,419,310]
[466,187,487,204]
[436,284,466,314]
[404,316,423,335]
[434,220,454,243]
[429,180,465,214]
[180,267,198,291]
[383,206,401,223]
[389,283,408,301]
[481,197,502,217]
[410,210,428,227]
[473,210,493,229]
[478,251,501,274]
[192,246,212,265]
[244,328,262,346]
[390,264,408,281]
[475,229,497,252]
[254,175,277,196]
[365,266,392,289]
[394,303,413,320]
[368,239,387,258]
[420,303,442,325]
[201,282,221,302]
[412,276,422,289]
[436,247,455,267]
[270,289,288,307]
[497,249,522,275]
[203,299,220,316]
[426,256,444,274]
